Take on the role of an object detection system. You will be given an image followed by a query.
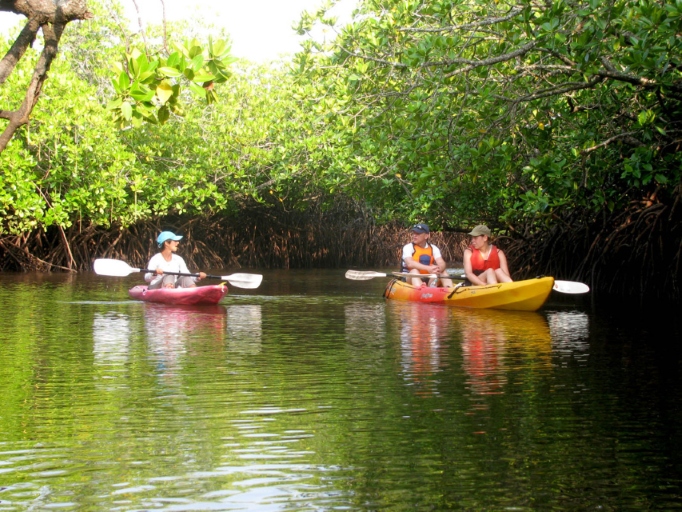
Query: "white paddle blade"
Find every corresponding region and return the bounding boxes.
[345,270,388,280]
[93,258,139,277]
[222,273,263,289]
[554,280,590,294]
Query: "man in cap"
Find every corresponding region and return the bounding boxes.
[463,224,512,285]
[400,223,453,287]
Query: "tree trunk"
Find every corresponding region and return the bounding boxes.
[0,0,92,152]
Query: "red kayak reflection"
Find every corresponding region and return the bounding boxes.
[144,304,228,379]
[388,301,451,397]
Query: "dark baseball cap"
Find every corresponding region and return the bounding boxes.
[411,223,430,234]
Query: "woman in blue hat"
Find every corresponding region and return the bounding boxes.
[145,231,207,289]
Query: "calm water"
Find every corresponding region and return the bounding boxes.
[1,269,681,510]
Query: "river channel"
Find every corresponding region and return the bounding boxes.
[1,269,681,510]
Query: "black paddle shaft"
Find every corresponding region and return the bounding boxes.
[139,269,218,279]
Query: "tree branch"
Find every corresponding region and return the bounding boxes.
[130,0,148,51]
[0,0,92,22]
[0,17,40,85]
[507,75,605,102]
[0,20,63,152]
[399,7,525,34]
[581,131,644,155]
[440,41,538,77]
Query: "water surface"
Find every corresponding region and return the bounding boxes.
[0,270,681,510]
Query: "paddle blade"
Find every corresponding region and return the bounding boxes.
[222,273,262,289]
[94,258,139,277]
[345,270,388,280]
[553,280,590,294]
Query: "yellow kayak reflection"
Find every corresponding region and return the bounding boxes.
[453,308,552,397]
[388,301,552,398]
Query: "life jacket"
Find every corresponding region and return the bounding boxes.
[469,244,501,275]
[401,243,435,274]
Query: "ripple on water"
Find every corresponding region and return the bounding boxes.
[1,272,681,509]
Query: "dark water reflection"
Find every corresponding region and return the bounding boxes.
[0,269,681,510]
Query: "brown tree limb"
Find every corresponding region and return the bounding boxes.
[0,0,91,21]
[160,0,169,54]
[437,41,538,74]
[0,17,41,85]
[399,7,525,34]
[581,131,644,155]
[0,20,63,151]
[130,0,148,52]
[0,0,92,153]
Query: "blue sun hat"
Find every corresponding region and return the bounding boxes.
[157,231,183,247]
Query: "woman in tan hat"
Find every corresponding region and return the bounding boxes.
[463,225,512,285]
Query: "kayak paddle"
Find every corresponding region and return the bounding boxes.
[345,270,440,280]
[94,258,263,289]
[553,280,590,294]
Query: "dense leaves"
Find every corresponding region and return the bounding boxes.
[294,0,682,231]
[0,34,346,236]
[1,0,681,297]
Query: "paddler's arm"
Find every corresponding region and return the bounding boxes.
[434,255,453,287]
[463,249,485,286]
[176,257,205,283]
[403,256,438,274]
[144,254,163,283]
[496,249,513,282]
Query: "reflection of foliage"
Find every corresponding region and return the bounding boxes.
[0,280,676,508]
[294,0,682,229]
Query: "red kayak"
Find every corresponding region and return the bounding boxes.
[128,284,227,305]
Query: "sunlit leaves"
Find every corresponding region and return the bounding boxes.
[108,37,235,129]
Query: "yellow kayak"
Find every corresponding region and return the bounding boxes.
[383,277,555,311]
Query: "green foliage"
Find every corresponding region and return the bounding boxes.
[3,0,681,242]
[0,37,346,234]
[58,0,128,98]
[291,0,682,231]
[108,37,235,128]
[0,51,148,233]
[0,1,319,235]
